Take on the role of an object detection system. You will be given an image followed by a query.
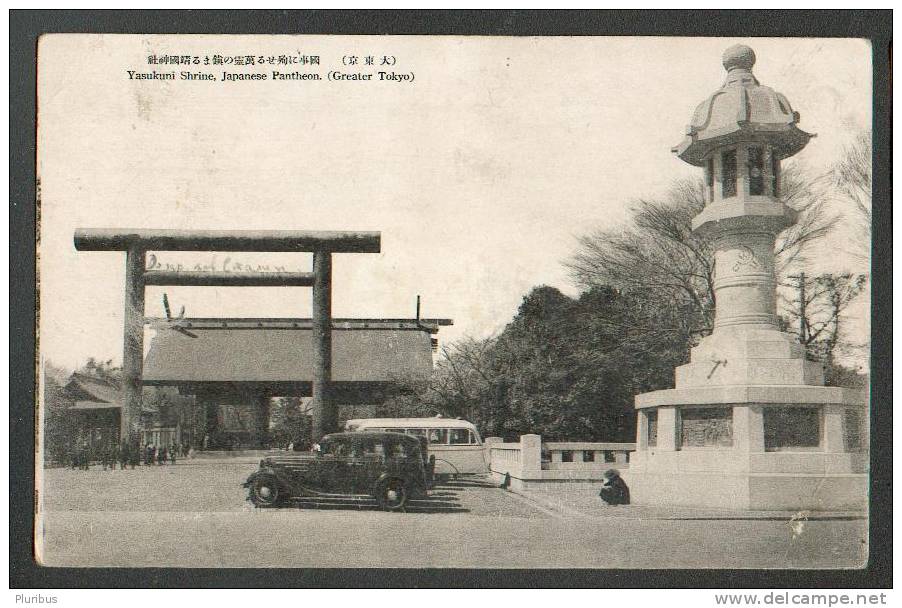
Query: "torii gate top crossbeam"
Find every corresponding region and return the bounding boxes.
[74,228,381,253]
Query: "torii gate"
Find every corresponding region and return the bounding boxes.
[73,228,381,442]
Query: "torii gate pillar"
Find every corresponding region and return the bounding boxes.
[122,246,146,440]
[311,251,333,442]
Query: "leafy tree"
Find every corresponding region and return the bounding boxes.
[389,285,661,442]
[78,357,120,382]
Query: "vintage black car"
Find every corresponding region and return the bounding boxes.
[243,432,435,510]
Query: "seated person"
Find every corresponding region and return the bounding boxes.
[598,469,630,505]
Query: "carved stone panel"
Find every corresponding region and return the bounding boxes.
[679,407,733,448]
[763,406,821,450]
[647,409,658,447]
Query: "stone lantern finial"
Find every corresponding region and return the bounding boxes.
[722,44,756,71]
[673,43,812,168]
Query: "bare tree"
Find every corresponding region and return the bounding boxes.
[384,336,508,424]
[781,272,868,377]
[566,179,716,335]
[774,163,840,273]
[826,131,871,263]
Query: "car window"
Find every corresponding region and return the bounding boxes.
[362,441,386,459]
[322,440,348,457]
[428,429,448,444]
[449,429,473,445]
[389,442,409,459]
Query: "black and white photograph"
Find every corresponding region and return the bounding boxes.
[14,11,889,586]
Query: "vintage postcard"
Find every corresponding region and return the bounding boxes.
[35,34,872,569]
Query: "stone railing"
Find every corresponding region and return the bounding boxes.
[484,434,635,492]
[483,440,529,478]
[542,442,633,470]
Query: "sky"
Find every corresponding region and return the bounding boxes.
[37,35,872,370]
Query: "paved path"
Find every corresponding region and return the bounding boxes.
[36,464,868,569]
[39,465,540,517]
[518,489,867,521]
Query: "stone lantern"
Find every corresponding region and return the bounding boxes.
[626,45,867,511]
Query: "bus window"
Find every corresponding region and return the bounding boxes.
[449,429,473,445]
[406,428,427,438]
[428,429,448,444]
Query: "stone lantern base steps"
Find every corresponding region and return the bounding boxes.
[676,327,825,388]
[629,323,868,511]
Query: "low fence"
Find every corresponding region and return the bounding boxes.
[485,434,635,492]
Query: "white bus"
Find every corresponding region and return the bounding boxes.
[344,417,487,477]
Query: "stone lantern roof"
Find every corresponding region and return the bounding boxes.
[673,44,813,166]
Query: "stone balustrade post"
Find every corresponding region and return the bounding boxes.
[636,410,649,450]
[483,436,502,471]
[520,434,542,479]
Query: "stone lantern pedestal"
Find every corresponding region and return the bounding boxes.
[627,45,867,511]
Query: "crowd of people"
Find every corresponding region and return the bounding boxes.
[68,441,193,470]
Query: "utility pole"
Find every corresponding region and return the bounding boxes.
[798,271,808,345]
[787,272,809,346]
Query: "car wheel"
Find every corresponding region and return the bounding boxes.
[376,478,408,511]
[250,476,281,507]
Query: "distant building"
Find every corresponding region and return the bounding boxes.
[60,371,192,452]
[62,372,122,451]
